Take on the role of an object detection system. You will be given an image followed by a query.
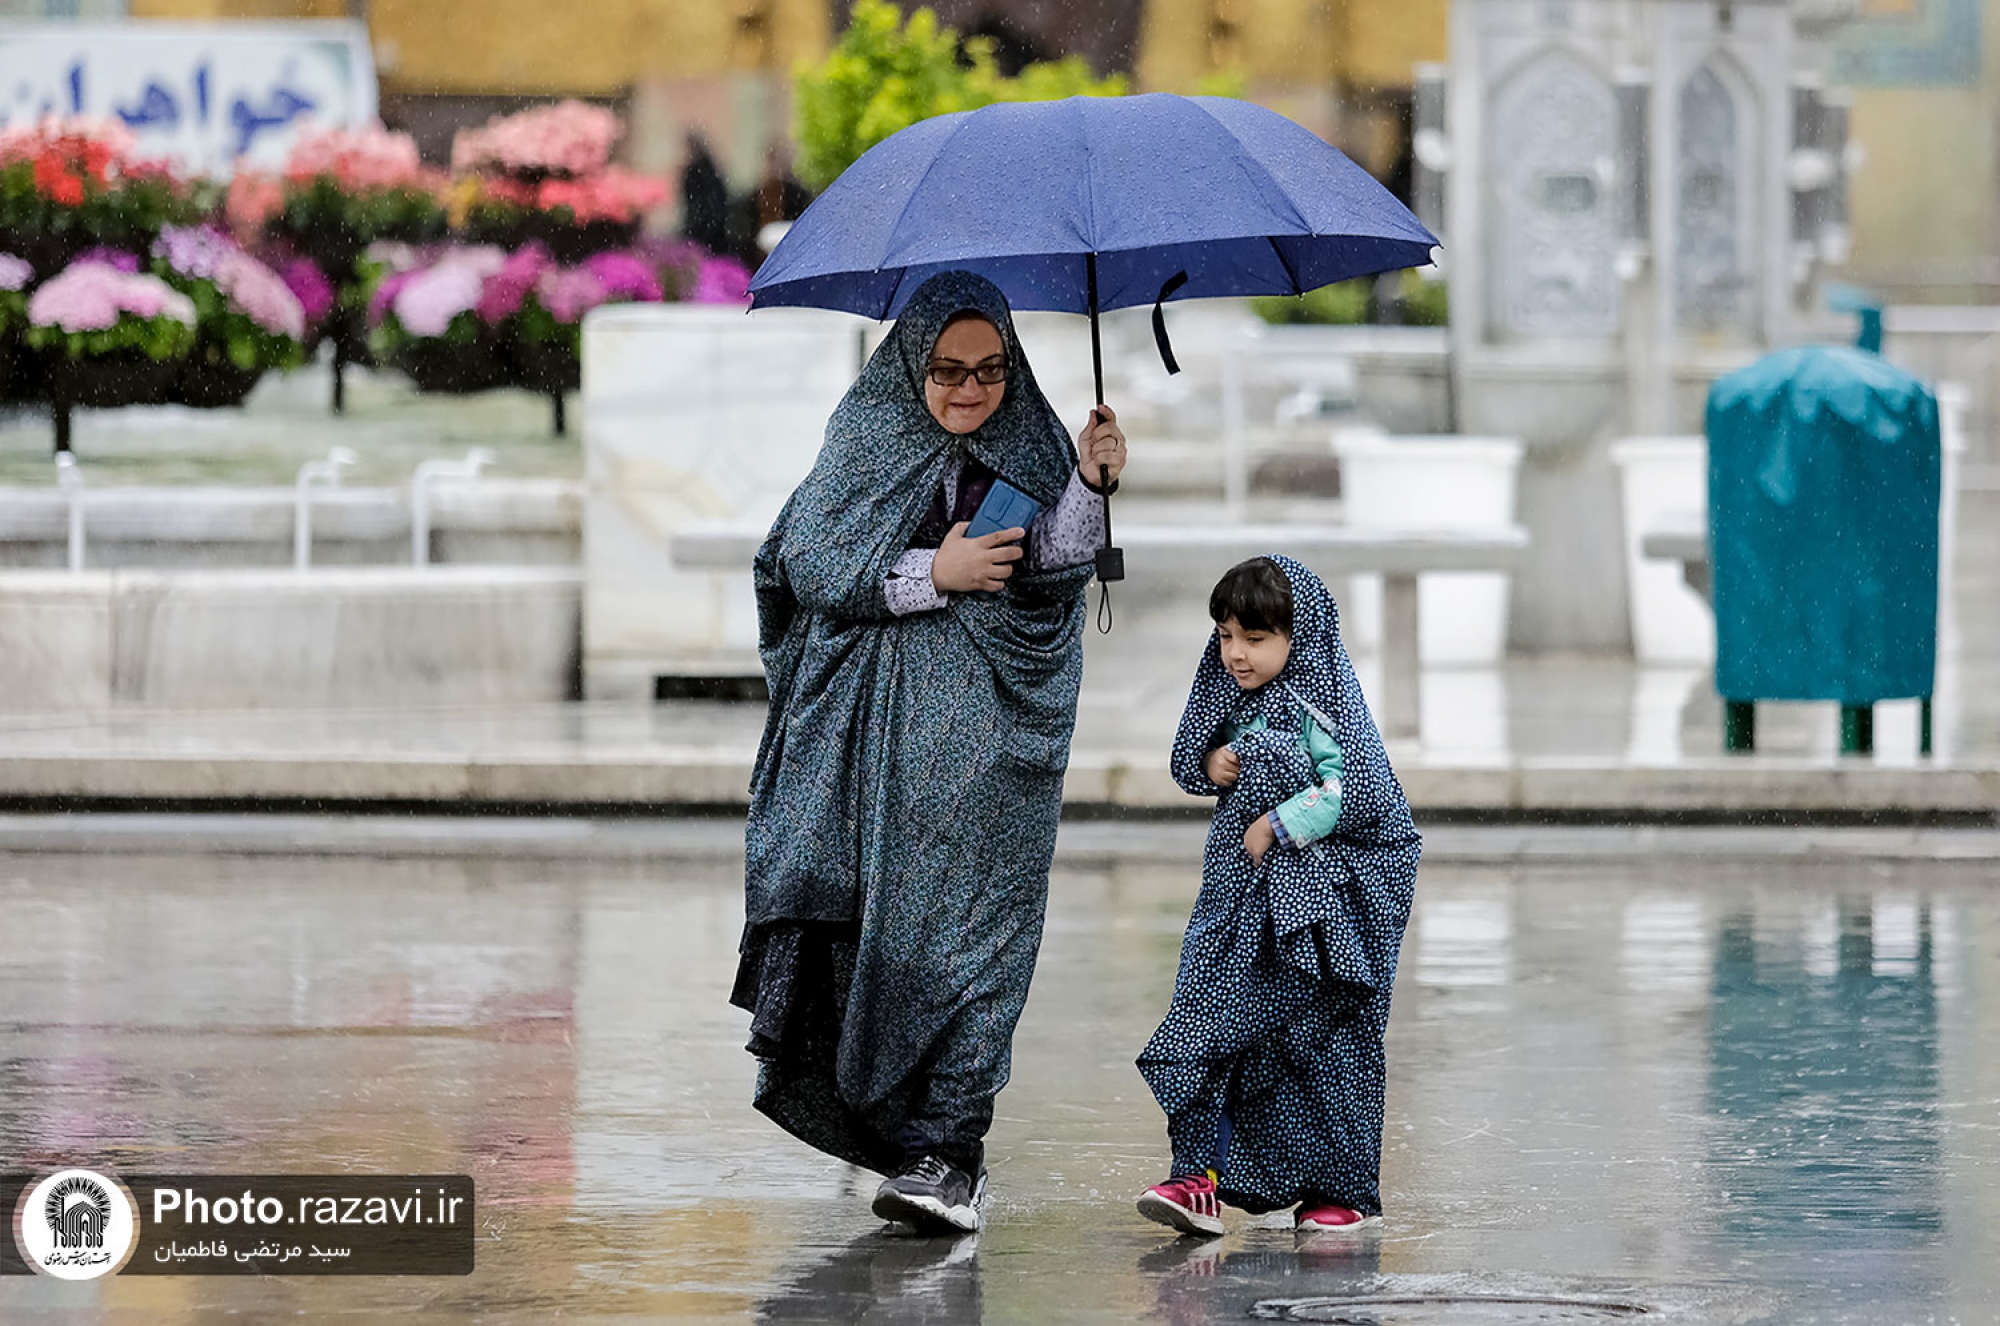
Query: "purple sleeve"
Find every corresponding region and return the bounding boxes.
[1029,468,1107,571]
[885,547,949,616]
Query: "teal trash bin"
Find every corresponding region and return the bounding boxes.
[1706,345,1941,756]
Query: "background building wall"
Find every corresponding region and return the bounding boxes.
[121,0,1999,305]
[1839,0,2000,301]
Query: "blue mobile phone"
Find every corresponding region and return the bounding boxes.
[965,479,1041,540]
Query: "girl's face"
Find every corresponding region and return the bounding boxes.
[1215,616,1292,690]
[924,315,1007,434]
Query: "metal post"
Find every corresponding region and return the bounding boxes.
[1381,572,1422,741]
[54,452,84,572]
[1839,703,1874,756]
[1221,336,1248,518]
[1919,697,1933,758]
[295,446,357,570]
[410,448,495,566]
[1723,699,1756,753]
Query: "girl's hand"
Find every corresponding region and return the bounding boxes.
[1244,813,1277,866]
[932,520,1025,593]
[1204,745,1240,787]
[1077,404,1126,486]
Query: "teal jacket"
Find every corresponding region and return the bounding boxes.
[1222,707,1344,845]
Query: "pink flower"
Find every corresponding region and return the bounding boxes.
[580,250,662,303]
[285,124,428,191]
[29,261,195,332]
[0,253,33,291]
[73,247,139,273]
[535,168,668,222]
[280,258,335,324]
[216,251,306,339]
[391,246,507,336]
[476,242,553,325]
[691,255,752,305]
[452,100,620,176]
[369,267,419,327]
[154,223,235,280]
[226,171,285,233]
[534,266,609,324]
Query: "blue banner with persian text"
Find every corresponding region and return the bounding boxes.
[0,20,376,174]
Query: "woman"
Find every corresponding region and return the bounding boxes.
[730,271,1127,1234]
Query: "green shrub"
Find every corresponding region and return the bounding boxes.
[1251,273,1451,327]
[1399,270,1449,326]
[1251,279,1370,326]
[794,0,1126,190]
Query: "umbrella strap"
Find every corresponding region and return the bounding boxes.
[1153,270,1189,374]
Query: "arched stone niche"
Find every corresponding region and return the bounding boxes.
[1486,49,1619,340]
[1674,55,1762,339]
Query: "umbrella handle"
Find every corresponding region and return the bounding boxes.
[1085,255,1125,595]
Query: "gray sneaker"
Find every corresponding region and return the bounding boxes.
[872,1155,986,1234]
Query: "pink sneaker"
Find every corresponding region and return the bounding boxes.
[1136,1174,1225,1237]
[1295,1202,1377,1232]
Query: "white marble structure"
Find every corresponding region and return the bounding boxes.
[0,567,581,711]
[581,304,864,699]
[1435,0,1856,651]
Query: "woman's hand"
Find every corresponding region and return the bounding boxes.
[1244,813,1277,866]
[1204,745,1240,787]
[1078,405,1127,487]
[932,520,1025,593]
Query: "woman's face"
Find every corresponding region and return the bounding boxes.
[924,315,1007,434]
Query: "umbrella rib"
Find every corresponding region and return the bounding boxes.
[1265,235,1303,296]
[1194,99,1318,240]
[1075,96,1101,258]
[876,111,983,316]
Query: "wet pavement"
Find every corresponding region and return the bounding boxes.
[1,833,1995,1322]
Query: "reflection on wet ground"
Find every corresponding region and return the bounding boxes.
[0,842,1995,1322]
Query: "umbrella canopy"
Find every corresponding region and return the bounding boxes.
[749,93,1437,322]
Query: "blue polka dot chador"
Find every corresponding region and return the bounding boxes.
[1138,555,1420,1215]
[729,272,1094,1178]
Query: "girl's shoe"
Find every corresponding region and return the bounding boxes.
[1136,1174,1225,1237]
[1294,1202,1378,1232]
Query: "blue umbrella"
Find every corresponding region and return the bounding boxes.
[750,92,1438,585]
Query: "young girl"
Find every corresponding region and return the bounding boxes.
[1135,555,1421,1237]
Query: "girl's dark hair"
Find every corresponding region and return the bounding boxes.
[1209,557,1293,635]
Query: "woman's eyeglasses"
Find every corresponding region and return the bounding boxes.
[927,360,1007,388]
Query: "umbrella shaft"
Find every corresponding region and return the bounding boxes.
[1086,251,1104,406]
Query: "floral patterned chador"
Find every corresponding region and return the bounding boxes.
[1138,556,1421,1215]
[730,272,1098,1178]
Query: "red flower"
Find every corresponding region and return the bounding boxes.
[33,155,83,205]
[78,139,113,183]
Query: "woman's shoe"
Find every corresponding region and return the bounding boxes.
[1136,1174,1225,1237]
[873,1155,983,1234]
[1294,1202,1378,1232]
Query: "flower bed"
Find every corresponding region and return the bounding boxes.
[0,117,204,276]
[152,224,308,407]
[24,254,196,422]
[0,101,700,444]
[366,237,750,431]
[448,102,667,263]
